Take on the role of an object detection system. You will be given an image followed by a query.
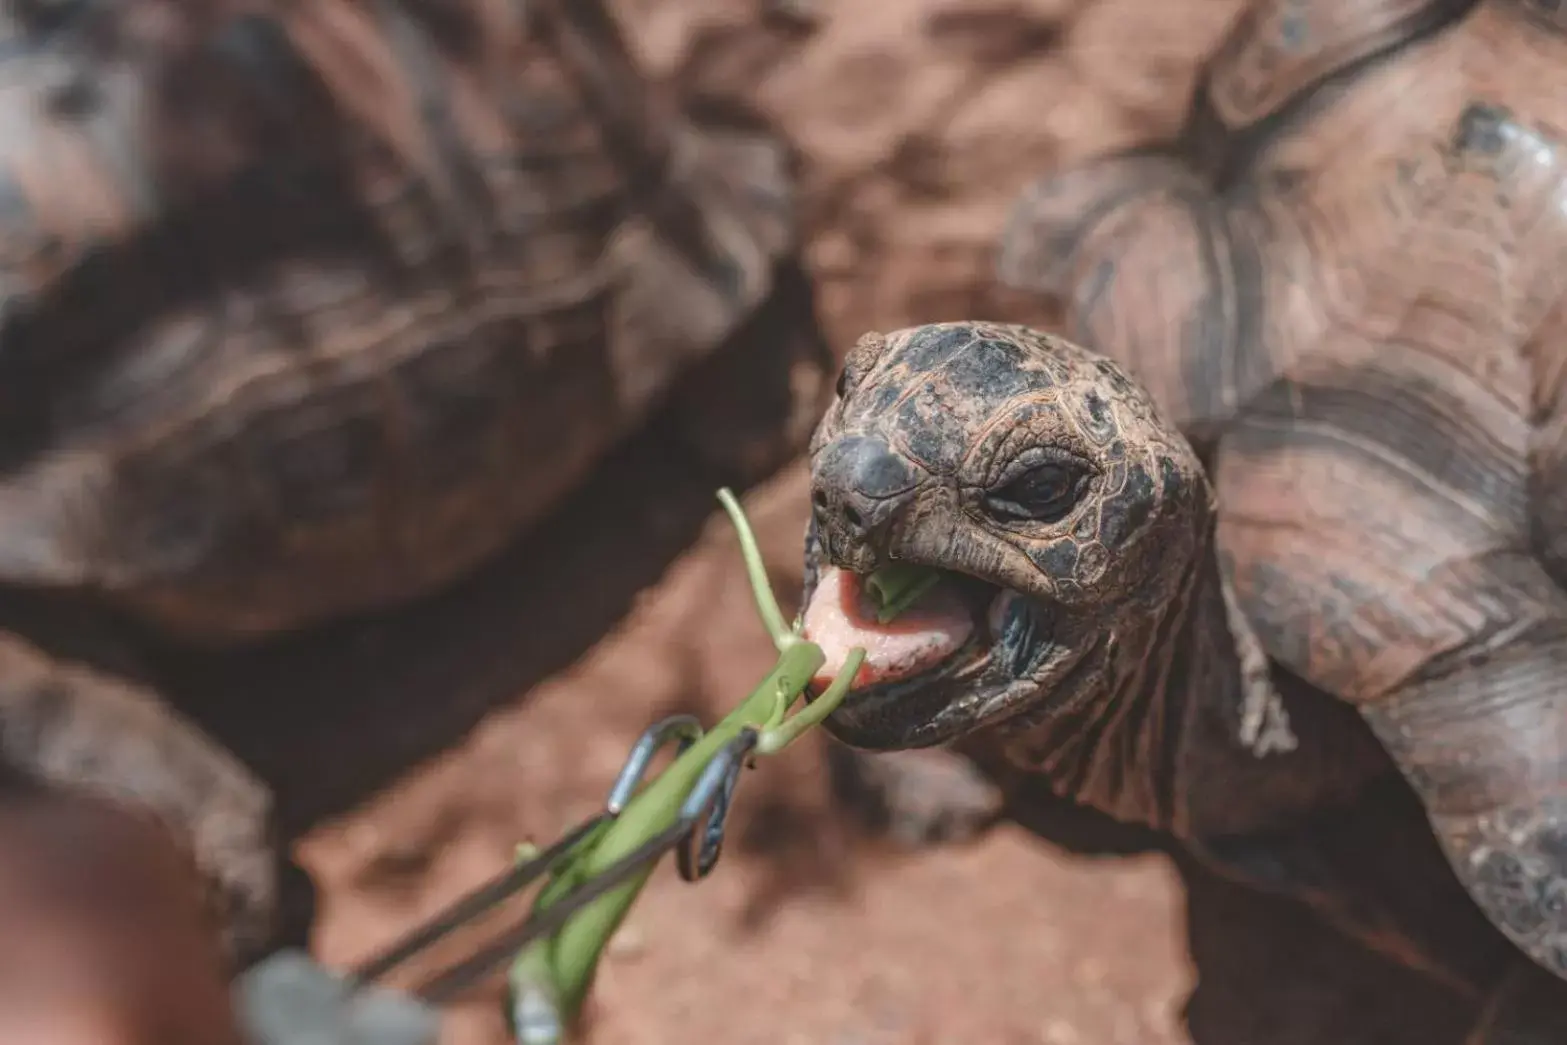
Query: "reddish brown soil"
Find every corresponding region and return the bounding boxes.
[172,1,1487,1042]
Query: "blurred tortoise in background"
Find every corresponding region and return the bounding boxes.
[805,0,1567,1038]
[0,0,830,962]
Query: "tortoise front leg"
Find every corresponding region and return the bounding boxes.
[1189,819,1567,1044]
[1359,613,1567,991]
[1185,783,1518,996]
[0,631,282,964]
[1161,582,1517,993]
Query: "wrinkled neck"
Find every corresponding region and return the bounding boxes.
[1002,529,1387,841]
[994,528,1234,833]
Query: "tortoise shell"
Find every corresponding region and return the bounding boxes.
[0,0,800,642]
[995,0,1567,1006]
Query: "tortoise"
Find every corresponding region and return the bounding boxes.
[801,0,1567,1037]
[0,0,829,962]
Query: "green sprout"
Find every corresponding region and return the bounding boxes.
[506,488,866,1041]
[863,563,943,623]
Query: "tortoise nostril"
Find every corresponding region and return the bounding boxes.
[813,435,917,542]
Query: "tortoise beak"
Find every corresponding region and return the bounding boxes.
[808,434,919,573]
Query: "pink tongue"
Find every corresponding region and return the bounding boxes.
[800,565,974,689]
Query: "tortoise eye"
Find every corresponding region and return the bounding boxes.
[986,462,1088,523]
[835,367,850,398]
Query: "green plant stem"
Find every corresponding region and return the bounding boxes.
[716,488,794,649]
[757,647,864,754]
[865,563,942,623]
[542,639,825,1014]
[508,487,868,1039]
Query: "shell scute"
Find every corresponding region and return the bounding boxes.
[0,0,806,639]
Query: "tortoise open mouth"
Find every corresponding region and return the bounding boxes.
[798,525,1056,748]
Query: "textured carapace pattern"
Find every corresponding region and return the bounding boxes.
[0,0,807,959]
[806,322,1216,823]
[0,0,797,642]
[1001,0,1567,996]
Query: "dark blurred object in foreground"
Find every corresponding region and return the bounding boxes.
[0,786,246,1045]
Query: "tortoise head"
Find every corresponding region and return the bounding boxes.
[801,323,1213,786]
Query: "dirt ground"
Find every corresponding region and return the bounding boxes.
[173,1,1487,1042]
